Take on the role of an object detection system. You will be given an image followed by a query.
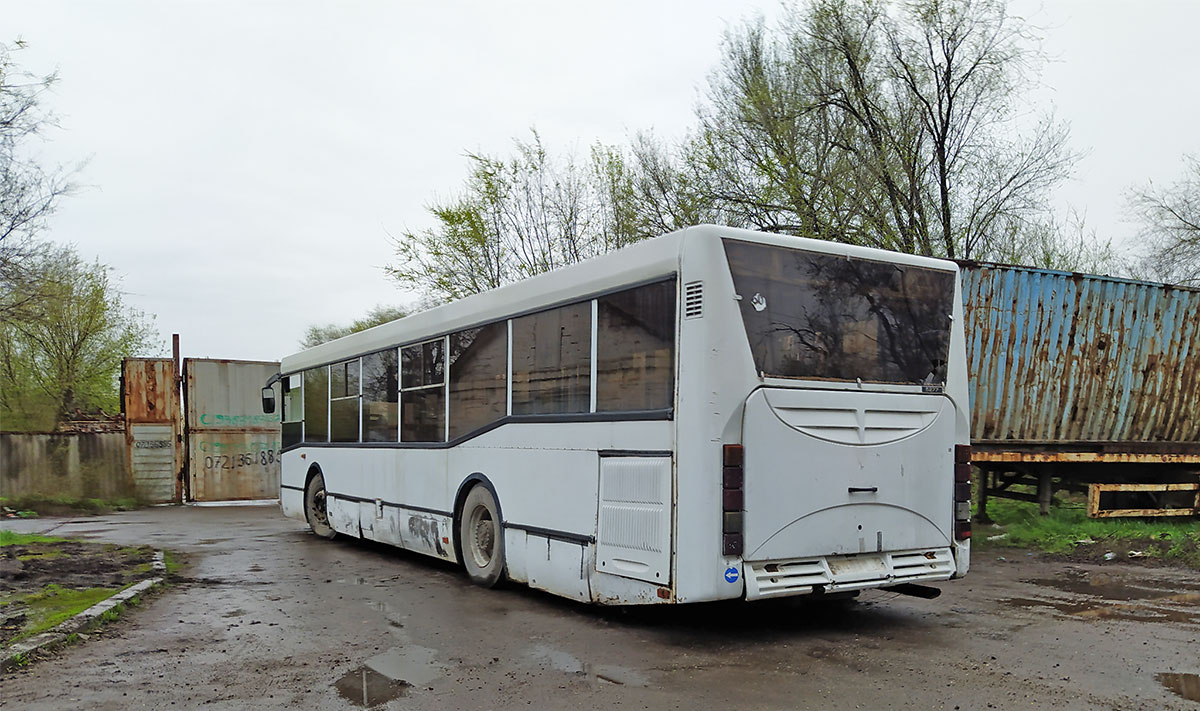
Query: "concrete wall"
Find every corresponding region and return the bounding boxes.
[0,432,134,501]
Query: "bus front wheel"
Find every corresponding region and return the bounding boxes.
[305,472,337,540]
[459,486,504,588]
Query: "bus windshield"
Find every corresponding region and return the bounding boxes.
[723,239,955,385]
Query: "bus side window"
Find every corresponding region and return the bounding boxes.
[281,373,303,448]
[401,339,446,442]
[330,358,360,442]
[303,366,329,443]
[448,322,507,439]
[511,302,591,415]
[362,349,399,442]
[596,279,676,412]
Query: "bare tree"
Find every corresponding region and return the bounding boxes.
[0,40,76,325]
[691,0,1079,261]
[1127,154,1200,286]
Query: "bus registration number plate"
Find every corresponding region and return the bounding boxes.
[828,556,887,579]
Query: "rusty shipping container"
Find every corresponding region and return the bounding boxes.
[122,358,181,503]
[184,358,281,501]
[961,263,1200,461]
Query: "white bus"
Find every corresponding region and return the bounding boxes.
[263,225,971,605]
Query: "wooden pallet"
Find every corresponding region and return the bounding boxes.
[1086,482,1200,518]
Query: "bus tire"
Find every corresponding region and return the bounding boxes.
[305,471,337,540]
[459,485,504,588]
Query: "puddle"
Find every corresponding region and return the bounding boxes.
[526,643,648,687]
[364,599,406,629]
[334,667,411,707]
[1025,571,1200,601]
[1002,570,1200,625]
[1158,672,1200,703]
[333,645,445,707]
[1002,596,1200,624]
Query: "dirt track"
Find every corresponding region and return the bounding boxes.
[1,506,1198,710]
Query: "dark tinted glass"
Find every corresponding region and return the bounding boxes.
[511,302,591,415]
[448,323,508,439]
[402,340,445,389]
[723,240,955,385]
[362,350,399,442]
[596,280,676,411]
[330,359,360,399]
[302,367,328,442]
[282,422,302,449]
[330,399,359,442]
[282,374,302,448]
[402,388,445,442]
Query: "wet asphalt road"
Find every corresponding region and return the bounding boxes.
[1,505,1198,710]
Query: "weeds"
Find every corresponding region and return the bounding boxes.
[0,531,66,547]
[0,495,140,516]
[977,494,1200,568]
[6,584,120,644]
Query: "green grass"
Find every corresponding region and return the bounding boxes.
[0,495,140,515]
[977,495,1200,567]
[0,530,67,547]
[7,583,122,644]
[16,551,66,561]
[161,550,181,574]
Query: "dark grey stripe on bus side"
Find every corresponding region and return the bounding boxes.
[503,523,595,546]
[597,449,673,458]
[280,484,304,493]
[326,491,453,518]
[322,492,594,546]
[280,408,673,454]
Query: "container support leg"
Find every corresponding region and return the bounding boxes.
[1037,471,1053,516]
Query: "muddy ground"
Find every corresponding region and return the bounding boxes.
[0,506,1197,710]
[1,541,155,646]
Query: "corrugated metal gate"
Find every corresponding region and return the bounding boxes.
[184,358,281,501]
[122,358,182,503]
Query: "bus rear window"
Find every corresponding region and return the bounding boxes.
[723,239,955,385]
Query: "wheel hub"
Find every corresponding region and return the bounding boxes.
[469,507,494,567]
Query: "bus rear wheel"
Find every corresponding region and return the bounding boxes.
[305,472,337,540]
[460,486,504,588]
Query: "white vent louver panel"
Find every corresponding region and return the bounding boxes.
[744,548,956,600]
[684,281,703,319]
[596,456,672,585]
[763,390,944,446]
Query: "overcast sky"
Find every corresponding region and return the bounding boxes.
[8,1,1200,363]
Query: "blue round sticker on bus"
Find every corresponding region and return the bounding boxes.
[724,566,740,583]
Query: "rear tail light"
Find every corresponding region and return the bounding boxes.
[722,444,744,556]
[954,444,972,540]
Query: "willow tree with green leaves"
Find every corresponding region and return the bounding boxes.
[386,131,719,303]
[300,304,409,349]
[389,1,1093,302]
[0,245,158,431]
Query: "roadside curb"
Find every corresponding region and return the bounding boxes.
[2,551,168,672]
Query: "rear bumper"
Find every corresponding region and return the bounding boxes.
[744,547,956,600]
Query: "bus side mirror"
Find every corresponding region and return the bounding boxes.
[261,386,276,414]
